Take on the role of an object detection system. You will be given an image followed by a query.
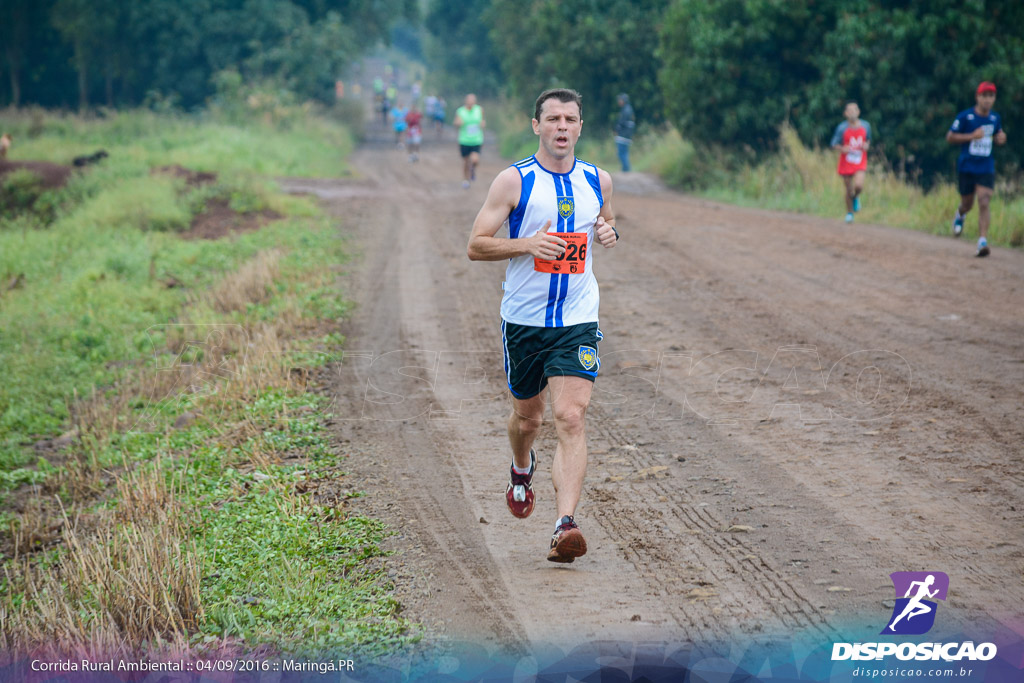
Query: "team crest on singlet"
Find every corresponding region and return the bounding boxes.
[578,345,597,371]
[558,196,575,219]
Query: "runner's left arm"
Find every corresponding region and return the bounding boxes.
[595,168,618,249]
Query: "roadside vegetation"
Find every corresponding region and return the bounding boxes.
[489,101,1023,248]
[0,102,413,658]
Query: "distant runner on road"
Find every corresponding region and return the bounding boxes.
[405,104,423,162]
[948,81,1007,257]
[830,102,872,224]
[454,94,485,189]
[391,101,408,147]
[467,88,620,564]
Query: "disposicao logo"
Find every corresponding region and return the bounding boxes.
[882,571,948,635]
[831,571,998,662]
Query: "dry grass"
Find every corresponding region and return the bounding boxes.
[1,237,341,657]
[2,468,201,658]
[208,249,281,313]
[5,491,62,559]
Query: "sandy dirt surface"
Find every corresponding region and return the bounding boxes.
[280,128,1024,657]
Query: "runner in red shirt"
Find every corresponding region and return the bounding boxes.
[830,102,873,224]
[405,105,423,163]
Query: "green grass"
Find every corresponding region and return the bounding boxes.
[1,107,413,656]
[487,104,1024,248]
[630,125,1024,248]
[2,109,353,177]
[105,389,411,656]
[0,109,353,474]
[183,392,407,655]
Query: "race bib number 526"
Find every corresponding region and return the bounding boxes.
[534,232,587,274]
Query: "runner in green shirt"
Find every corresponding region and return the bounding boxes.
[454,93,485,189]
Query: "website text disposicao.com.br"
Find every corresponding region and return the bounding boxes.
[851,665,978,678]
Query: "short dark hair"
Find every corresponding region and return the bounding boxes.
[534,89,583,122]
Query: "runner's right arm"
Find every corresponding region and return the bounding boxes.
[946,128,986,144]
[947,113,986,144]
[830,123,846,152]
[467,168,566,262]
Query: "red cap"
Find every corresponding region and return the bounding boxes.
[977,81,997,94]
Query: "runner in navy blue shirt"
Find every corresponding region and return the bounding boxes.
[947,81,1007,257]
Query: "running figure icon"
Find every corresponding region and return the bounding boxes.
[888,574,939,632]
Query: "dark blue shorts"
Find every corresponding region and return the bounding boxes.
[958,171,995,196]
[501,321,602,399]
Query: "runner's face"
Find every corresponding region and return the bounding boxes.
[976,91,995,113]
[532,99,582,159]
[844,103,859,121]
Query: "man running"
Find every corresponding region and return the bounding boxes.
[454,94,485,189]
[433,96,447,138]
[467,88,619,563]
[830,101,872,224]
[390,101,408,147]
[948,81,1007,257]
[405,104,423,162]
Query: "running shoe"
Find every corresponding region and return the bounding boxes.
[845,212,854,224]
[505,449,537,519]
[976,237,990,258]
[952,212,964,237]
[462,180,471,189]
[852,196,861,213]
[547,515,587,563]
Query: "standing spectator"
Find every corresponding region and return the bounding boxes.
[613,93,635,172]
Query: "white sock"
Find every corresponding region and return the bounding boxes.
[512,462,531,475]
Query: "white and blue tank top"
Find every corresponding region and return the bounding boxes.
[500,156,604,328]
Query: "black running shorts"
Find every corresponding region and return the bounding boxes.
[958,171,995,196]
[501,321,602,399]
[460,144,482,157]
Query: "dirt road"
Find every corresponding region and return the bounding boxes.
[282,131,1024,656]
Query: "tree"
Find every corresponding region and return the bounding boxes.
[487,0,669,129]
[0,0,36,106]
[659,0,840,153]
[805,0,1024,183]
[424,0,503,97]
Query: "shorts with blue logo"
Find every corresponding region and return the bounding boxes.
[500,321,602,399]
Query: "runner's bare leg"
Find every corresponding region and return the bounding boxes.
[843,175,854,213]
[547,375,593,519]
[852,170,866,199]
[958,192,975,218]
[976,186,993,240]
[509,390,546,471]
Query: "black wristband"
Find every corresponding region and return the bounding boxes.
[612,226,620,241]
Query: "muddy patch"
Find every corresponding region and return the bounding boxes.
[181,198,281,240]
[151,164,217,187]
[0,159,74,189]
